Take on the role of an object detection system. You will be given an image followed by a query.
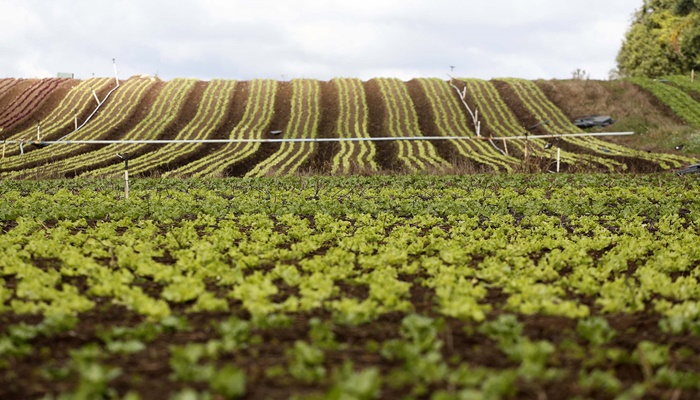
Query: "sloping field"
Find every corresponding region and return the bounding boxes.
[1,77,159,178]
[15,79,198,178]
[329,78,378,174]
[3,78,115,156]
[0,78,72,133]
[245,79,321,177]
[458,78,605,172]
[0,75,698,178]
[164,79,278,178]
[84,79,236,178]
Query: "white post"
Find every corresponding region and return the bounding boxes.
[120,153,130,199]
[124,169,129,199]
[37,121,41,141]
[524,135,529,160]
[92,90,100,105]
[475,109,480,136]
[113,58,120,86]
[556,147,561,172]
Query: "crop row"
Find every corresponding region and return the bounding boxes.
[246,79,321,177]
[419,78,518,171]
[630,77,700,128]
[88,79,237,178]
[662,75,700,97]
[1,175,700,398]
[375,78,448,172]
[0,78,70,130]
[459,78,607,171]
[24,79,198,177]
[166,79,278,178]
[4,78,114,148]
[0,77,158,177]
[330,78,378,174]
[496,78,685,171]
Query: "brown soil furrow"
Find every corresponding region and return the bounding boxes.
[170,79,280,177]
[135,80,242,177]
[2,79,76,135]
[0,78,71,129]
[363,79,400,171]
[0,79,38,125]
[305,80,339,173]
[0,78,20,96]
[406,79,472,165]
[0,77,160,174]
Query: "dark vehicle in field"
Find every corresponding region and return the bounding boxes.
[574,115,615,128]
[678,163,700,175]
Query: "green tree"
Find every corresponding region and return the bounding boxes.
[617,0,700,77]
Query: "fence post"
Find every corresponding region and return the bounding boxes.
[118,153,131,199]
[556,147,561,173]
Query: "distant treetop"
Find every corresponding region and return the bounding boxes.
[617,0,700,78]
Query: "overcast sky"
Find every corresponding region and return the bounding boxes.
[1,0,640,82]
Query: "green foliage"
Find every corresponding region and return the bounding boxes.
[576,317,617,346]
[577,369,622,394]
[618,0,700,77]
[208,365,246,399]
[381,314,448,393]
[628,77,700,126]
[287,340,327,384]
[478,314,523,346]
[60,344,122,400]
[2,175,700,398]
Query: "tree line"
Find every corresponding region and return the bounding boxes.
[617,0,700,77]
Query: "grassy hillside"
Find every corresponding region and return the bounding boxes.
[537,78,699,154]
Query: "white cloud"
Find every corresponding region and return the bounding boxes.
[0,0,641,81]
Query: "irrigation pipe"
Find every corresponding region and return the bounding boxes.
[57,60,122,141]
[56,83,120,141]
[2,132,635,146]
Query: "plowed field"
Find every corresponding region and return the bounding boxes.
[0,76,697,178]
